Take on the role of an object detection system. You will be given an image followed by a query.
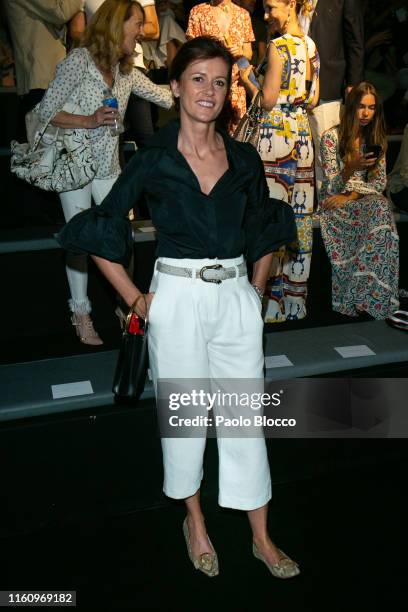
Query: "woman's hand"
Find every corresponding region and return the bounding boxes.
[239,65,253,85]
[88,105,119,129]
[132,292,155,320]
[321,194,349,210]
[229,43,243,58]
[239,65,258,97]
[346,152,378,174]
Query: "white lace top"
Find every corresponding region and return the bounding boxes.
[38,47,173,178]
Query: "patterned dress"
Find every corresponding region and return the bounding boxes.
[319,127,399,319]
[260,34,319,322]
[186,2,254,133]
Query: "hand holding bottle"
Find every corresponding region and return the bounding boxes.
[88,105,119,129]
[102,89,124,136]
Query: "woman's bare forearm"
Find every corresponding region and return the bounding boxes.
[51,105,117,129]
[92,256,141,307]
[252,253,273,290]
[50,110,93,129]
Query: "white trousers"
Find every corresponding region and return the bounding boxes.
[308,100,342,202]
[59,177,117,313]
[148,256,272,511]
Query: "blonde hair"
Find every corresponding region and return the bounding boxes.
[80,0,144,75]
[296,0,312,15]
[282,0,312,15]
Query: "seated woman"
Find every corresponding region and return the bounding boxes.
[142,0,186,74]
[319,81,399,319]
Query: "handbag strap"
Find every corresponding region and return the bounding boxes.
[31,108,58,151]
[127,294,148,330]
[247,90,262,114]
[32,51,91,151]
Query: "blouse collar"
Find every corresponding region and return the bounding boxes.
[83,48,120,90]
[147,118,249,172]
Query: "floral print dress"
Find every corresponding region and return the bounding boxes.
[186,2,254,133]
[318,127,399,319]
[260,34,319,322]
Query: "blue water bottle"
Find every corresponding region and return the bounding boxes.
[102,89,124,136]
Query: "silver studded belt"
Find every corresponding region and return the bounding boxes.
[156,261,247,284]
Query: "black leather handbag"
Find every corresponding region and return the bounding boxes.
[112,299,149,401]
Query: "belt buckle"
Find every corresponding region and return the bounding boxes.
[199,264,223,284]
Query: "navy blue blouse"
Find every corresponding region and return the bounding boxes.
[57,119,296,265]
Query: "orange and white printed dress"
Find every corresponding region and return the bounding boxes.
[186,2,254,133]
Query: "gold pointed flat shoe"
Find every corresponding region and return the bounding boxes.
[253,543,300,579]
[182,518,219,577]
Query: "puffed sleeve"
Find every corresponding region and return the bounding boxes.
[243,145,296,263]
[186,6,202,39]
[57,149,151,266]
[131,69,173,109]
[37,49,88,123]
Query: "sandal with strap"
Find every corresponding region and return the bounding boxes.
[71,313,103,346]
[386,310,408,331]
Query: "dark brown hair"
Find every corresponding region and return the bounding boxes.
[169,36,234,88]
[338,81,387,164]
[169,36,235,126]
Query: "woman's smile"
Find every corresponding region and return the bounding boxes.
[197,100,216,108]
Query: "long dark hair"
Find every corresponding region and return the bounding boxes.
[338,82,387,163]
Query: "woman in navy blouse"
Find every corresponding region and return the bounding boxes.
[59,37,299,580]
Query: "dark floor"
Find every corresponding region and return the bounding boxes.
[1,393,407,611]
[1,456,407,611]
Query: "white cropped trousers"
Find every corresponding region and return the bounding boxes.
[148,256,272,511]
[59,177,118,313]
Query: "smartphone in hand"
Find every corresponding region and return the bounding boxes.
[360,144,382,158]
